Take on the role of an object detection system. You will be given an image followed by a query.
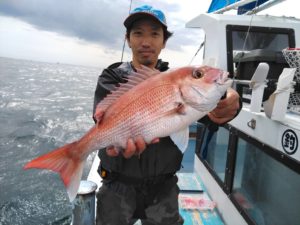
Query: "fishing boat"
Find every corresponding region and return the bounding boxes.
[80,1,300,224]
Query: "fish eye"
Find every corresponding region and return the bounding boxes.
[192,69,204,79]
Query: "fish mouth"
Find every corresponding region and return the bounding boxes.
[216,71,229,85]
[220,78,233,87]
[191,76,232,99]
[215,78,233,92]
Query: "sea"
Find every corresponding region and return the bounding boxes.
[0,57,99,225]
[0,57,195,225]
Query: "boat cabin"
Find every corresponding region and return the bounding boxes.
[184,11,300,225]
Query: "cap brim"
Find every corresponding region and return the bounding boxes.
[124,12,167,29]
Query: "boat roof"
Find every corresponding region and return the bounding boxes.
[186,13,300,29]
[207,0,287,15]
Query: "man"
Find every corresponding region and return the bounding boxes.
[93,5,241,225]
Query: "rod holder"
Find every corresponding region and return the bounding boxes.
[72,180,98,225]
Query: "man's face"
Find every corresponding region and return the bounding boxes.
[127,18,166,68]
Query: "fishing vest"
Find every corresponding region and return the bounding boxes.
[93,60,183,179]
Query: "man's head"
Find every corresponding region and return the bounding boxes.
[124,5,172,43]
[124,5,173,68]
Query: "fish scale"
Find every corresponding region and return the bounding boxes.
[97,83,178,147]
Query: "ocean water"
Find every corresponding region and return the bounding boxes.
[0,57,99,225]
[0,57,195,225]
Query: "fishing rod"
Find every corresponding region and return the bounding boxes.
[188,41,204,65]
[120,0,133,62]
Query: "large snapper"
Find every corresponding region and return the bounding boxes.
[24,65,232,201]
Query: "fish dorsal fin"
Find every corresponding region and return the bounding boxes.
[96,66,160,112]
[136,65,160,78]
[170,127,190,153]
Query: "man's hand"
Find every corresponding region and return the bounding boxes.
[106,136,159,158]
[208,88,240,124]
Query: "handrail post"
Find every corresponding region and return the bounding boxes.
[71,180,98,225]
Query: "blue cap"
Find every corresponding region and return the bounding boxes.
[124,5,167,29]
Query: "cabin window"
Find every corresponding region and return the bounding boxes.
[180,123,197,172]
[198,126,230,183]
[232,137,300,225]
[226,25,295,78]
[231,31,290,52]
[226,25,295,103]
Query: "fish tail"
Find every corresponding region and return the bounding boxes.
[23,141,85,202]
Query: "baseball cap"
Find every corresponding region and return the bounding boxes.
[124,5,167,29]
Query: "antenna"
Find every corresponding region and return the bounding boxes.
[120,0,133,62]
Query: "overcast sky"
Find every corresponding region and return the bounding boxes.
[0,0,297,68]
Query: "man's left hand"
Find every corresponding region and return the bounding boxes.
[208,88,240,124]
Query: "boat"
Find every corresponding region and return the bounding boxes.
[79,1,300,224]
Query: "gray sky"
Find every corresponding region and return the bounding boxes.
[0,0,210,68]
[0,0,297,68]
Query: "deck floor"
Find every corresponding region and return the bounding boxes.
[134,172,224,225]
[177,172,224,225]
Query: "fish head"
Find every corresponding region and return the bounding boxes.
[179,65,232,112]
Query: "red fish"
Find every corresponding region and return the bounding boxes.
[24,65,231,201]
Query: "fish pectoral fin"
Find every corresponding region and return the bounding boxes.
[175,102,186,115]
[94,109,104,124]
[159,103,186,117]
[170,127,189,153]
